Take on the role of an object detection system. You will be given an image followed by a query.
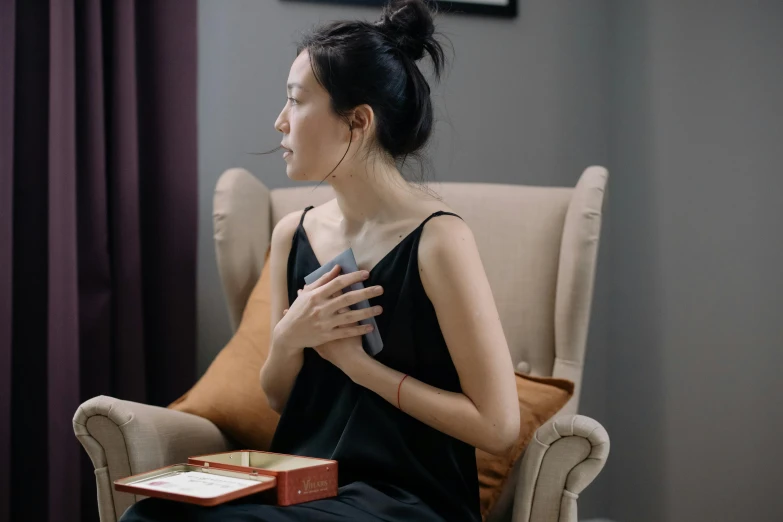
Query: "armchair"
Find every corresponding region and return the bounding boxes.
[74,166,610,522]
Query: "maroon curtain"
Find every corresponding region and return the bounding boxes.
[0,1,198,521]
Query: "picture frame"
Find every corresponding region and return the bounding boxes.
[280,0,518,19]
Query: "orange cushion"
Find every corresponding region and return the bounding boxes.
[168,249,281,449]
[476,373,574,519]
[170,250,574,518]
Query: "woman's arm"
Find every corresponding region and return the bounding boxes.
[260,210,305,414]
[343,215,520,456]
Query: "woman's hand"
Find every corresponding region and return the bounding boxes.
[282,305,370,374]
[313,334,368,374]
[274,265,384,352]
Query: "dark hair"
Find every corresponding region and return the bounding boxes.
[257,0,449,184]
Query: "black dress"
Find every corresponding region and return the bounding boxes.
[120,207,481,522]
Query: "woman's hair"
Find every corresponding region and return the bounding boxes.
[256,0,450,184]
[300,0,446,172]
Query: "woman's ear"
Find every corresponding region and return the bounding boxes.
[351,104,374,133]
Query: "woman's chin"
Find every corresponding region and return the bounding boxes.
[285,166,307,182]
[285,162,324,183]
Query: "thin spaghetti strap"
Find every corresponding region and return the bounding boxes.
[298,205,315,228]
[420,210,463,229]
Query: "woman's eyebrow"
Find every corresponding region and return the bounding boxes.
[287,82,307,92]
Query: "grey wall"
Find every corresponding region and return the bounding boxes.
[197,0,608,519]
[607,1,783,521]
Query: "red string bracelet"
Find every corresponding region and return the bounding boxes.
[397,374,409,410]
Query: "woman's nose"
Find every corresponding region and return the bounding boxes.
[274,111,288,134]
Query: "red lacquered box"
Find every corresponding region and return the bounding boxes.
[188,450,338,506]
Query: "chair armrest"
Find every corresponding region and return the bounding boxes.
[512,414,610,522]
[73,395,234,522]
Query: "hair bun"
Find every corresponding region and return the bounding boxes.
[375,0,436,62]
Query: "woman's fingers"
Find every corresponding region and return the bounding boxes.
[316,288,349,314]
[333,323,374,339]
[319,270,369,298]
[328,290,349,314]
[308,265,342,290]
[303,271,374,313]
[334,306,383,327]
[327,285,383,313]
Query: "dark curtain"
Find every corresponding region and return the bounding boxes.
[0,1,198,521]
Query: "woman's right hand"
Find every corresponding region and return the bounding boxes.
[274,265,384,352]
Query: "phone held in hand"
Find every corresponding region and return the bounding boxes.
[303,248,383,356]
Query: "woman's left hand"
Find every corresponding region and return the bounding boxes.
[312,334,368,374]
[282,306,370,375]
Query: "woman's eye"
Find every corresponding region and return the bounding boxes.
[287,97,298,105]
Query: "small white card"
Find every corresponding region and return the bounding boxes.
[129,470,263,498]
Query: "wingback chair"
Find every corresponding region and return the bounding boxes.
[73,166,610,522]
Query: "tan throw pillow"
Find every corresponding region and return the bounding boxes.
[169,249,281,450]
[476,373,574,520]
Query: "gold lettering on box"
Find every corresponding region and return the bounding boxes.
[301,478,330,493]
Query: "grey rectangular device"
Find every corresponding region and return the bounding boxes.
[303,248,383,357]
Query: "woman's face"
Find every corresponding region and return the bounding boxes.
[274,50,353,182]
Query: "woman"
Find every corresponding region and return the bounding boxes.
[121,1,519,520]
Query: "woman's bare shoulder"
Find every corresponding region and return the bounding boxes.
[417,199,473,263]
[272,199,336,240]
[270,208,310,260]
[299,199,340,235]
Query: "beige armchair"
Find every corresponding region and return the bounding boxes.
[74,166,610,522]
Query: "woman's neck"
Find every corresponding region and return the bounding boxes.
[329,161,413,235]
